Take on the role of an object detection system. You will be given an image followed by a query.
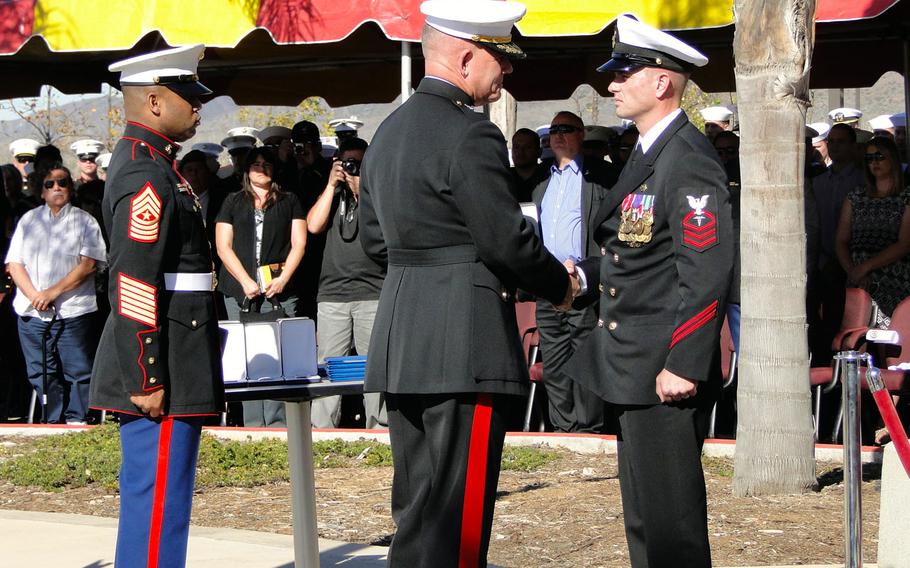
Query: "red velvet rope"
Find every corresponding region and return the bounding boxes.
[870,388,910,478]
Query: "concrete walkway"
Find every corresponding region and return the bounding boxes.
[0,510,875,568]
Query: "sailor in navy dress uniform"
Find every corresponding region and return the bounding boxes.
[89,44,223,568]
[567,15,734,568]
[358,2,576,566]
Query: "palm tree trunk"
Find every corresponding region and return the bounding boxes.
[732,0,819,496]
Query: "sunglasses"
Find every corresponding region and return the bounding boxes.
[549,124,582,135]
[78,154,98,162]
[16,156,34,164]
[43,178,71,189]
[865,152,888,163]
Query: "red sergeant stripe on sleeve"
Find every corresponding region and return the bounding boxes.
[118,273,157,328]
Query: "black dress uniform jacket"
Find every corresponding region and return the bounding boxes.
[359,78,570,397]
[90,122,224,416]
[568,111,733,405]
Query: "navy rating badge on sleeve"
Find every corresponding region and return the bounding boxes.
[682,194,718,251]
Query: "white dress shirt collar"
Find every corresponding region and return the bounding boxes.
[638,108,683,154]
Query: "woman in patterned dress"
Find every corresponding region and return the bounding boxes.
[836,136,910,444]
[836,136,910,328]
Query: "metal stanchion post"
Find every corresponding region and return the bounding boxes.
[835,350,863,568]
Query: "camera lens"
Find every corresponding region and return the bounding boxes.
[341,158,361,176]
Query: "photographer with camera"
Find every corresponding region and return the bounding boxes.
[306,137,387,428]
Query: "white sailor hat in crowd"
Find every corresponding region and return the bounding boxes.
[535,124,551,141]
[109,44,211,98]
[9,138,40,158]
[700,106,734,124]
[828,107,862,124]
[598,14,708,74]
[891,112,907,128]
[191,142,224,158]
[584,125,614,143]
[70,139,105,158]
[95,152,112,169]
[258,126,293,143]
[328,116,364,133]
[808,122,830,144]
[420,0,528,59]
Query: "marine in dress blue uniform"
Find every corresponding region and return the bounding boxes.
[567,15,734,568]
[359,2,576,566]
[89,45,223,568]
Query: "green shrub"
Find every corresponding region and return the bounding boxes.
[500,445,558,472]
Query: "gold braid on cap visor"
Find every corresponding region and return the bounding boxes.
[471,34,513,43]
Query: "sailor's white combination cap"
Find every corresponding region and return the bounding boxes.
[258,126,293,143]
[95,153,112,169]
[700,106,734,123]
[891,112,907,128]
[598,14,708,74]
[808,122,831,144]
[192,142,224,157]
[828,107,862,124]
[70,139,105,157]
[109,44,211,98]
[421,0,527,59]
[10,138,40,158]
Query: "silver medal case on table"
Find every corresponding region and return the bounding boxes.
[219,317,319,383]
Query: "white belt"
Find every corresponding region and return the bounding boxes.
[164,272,215,292]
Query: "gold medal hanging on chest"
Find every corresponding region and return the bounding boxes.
[618,190,655,248]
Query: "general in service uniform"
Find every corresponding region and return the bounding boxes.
[89,45,223,568]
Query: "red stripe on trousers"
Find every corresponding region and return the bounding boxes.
[459,393,494,568]
[147,417,174,568]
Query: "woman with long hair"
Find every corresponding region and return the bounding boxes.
[836,135,910,329]
[215,147,307,427]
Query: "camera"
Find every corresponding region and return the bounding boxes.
[340,158,361,176]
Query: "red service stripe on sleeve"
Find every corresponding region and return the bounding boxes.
[683,234,718,249]
[118,273,157,328]
[459,393,494,568]
[670,300,719,348]
[128,183,161,243]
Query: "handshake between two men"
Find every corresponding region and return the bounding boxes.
[556,259,583,312]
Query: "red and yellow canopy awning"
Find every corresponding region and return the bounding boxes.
[0,0,904,104]
[0,0,901,53]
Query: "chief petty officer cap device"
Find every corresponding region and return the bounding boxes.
[420,0,528,59]
[109,44,212,98]
[598,14,709,74]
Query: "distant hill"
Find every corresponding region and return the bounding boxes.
[1,72,904,172]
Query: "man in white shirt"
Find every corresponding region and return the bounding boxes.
[5,164,106,423]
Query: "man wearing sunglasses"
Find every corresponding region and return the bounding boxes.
[566,14,733,567]
[9,138,40,193]
[70,139,106,190]
[89,44,223,568]
[532,111,618,434]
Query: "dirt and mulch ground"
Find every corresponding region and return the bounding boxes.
[0,447,881,568]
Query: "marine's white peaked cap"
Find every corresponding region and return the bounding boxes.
[70,139,105,157]
[700,106,734,123]
[598,14,708,73]
[808,122,831,144]
[191,142,224,157]
[258,126,293,142]
[328,116,364,132]
[9,138,40,157]
[95,153,113,169]
[828,107,862,124]
[109,44,211,97]
[421,0,527,59]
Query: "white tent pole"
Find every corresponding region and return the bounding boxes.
[401,41,412,104]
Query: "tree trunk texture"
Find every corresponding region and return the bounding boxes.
[732,0,819,496]
[488,89,517,141]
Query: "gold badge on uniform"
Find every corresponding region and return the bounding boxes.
[618,193,655,247]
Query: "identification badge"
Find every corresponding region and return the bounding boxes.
[618,193,655,247]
